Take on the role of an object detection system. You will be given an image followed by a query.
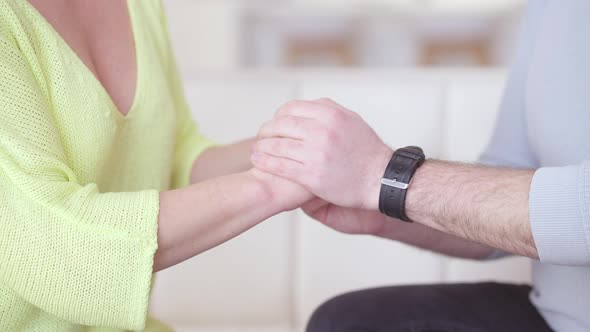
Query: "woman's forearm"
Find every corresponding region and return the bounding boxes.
[156,170,276,271]
[155,169,309,272]
[190,138,255,183]
[155,138,305,271]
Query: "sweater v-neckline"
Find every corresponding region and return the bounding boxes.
[25,0,142,120]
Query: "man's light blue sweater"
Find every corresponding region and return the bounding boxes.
[479,1,590,330]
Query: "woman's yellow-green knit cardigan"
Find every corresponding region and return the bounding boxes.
[0,0,213,330]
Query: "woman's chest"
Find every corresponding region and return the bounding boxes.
[28,0,137,117]
[41,33,178,190]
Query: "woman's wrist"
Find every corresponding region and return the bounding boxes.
[191,139,256,183]
[247,168,312,213]
[246,169,290,214]
[156,171,287,271]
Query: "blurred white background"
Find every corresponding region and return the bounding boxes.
[151,2,532,332]
[163,0,525,72]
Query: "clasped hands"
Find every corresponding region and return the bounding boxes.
[250,98,395,235]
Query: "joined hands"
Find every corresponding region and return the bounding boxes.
[251,98,397,235]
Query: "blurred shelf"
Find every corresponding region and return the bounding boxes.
[291,0,525,16]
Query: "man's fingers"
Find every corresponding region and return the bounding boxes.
[275,100,316,118]
[276,100,343,122]
[312,98,345,110]
[257,115,317,140]
[302,197,328,214]
[253,138,306,163]
[251,152,303,180]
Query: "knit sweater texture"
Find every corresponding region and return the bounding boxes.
[0,0,213,330]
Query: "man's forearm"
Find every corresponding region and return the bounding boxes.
[376,219,497,260]
[250,99,538,259]
[405,160,538,258]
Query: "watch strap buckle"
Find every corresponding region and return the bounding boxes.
[380,178,409,190]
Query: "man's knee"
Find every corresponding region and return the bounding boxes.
[306,285,472,332]
[306,287,415,332]
[306,292,358,332]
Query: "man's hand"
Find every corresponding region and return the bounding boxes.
[302,198,389,235]
[302,197,498,260]
[251,98,537,259]
[252,98,392,210]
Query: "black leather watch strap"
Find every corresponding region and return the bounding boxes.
[379,146,425,222]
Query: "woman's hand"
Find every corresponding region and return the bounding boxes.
[249,168,315,212]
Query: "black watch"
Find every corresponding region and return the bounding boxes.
[378,146,425,222]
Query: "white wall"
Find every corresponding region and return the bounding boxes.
[163,0,241,72]
[162,0,524,71]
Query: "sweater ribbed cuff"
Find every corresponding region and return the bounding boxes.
[529,163,590,265]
